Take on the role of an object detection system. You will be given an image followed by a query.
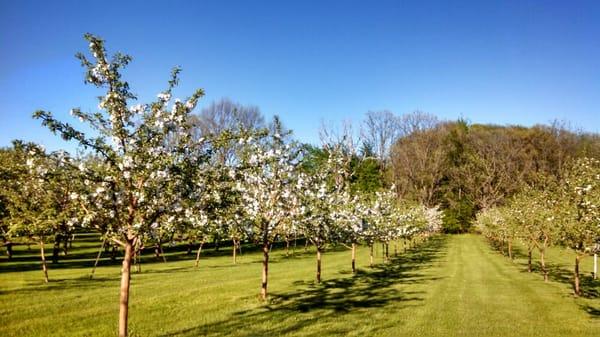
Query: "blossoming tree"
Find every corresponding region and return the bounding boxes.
[2,142,79,283]
[236,117,301,300]
[32,34,206,337]
[558,157,600,296]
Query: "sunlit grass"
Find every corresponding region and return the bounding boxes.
[0,234,598,336]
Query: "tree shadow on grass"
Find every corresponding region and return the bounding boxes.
[0,275,117,296]
[507,246,600,318]
[159,235,448,337]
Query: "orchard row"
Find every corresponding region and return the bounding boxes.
[475,157,600,296]
[0,34,441,337]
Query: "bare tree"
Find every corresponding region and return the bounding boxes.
[194,98,264,136]
[398,110,439,136]
[390,123,448,205]
[361,110,400,166]
[319,119,359,155]
[192,98,265,164]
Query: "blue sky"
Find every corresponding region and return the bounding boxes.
[1,0,599,152]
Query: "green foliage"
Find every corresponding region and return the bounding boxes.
[351,157,383,194]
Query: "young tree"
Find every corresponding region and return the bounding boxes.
[337,192,364,273]
[361,109,399,169]
[236,117,301,300]
[2,142,78,282]
[32,34,206,337]
[558,157,600,296]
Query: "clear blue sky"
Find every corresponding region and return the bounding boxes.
[1,0,599,152]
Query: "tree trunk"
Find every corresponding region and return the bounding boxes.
[134,245,142,273]
[385,243,389,262]
[111,245,117,262]
[403,238,407,253]
[594,253,598,280]
[40,239,49,283]
[186,241,193,255]
[540,250,548,282]
[232,239,237,264]
[351,243,356,274]
[62,234,69,255]
[261,243,269,300]
[369,244,374,267]
[118,239,134,337]
[574,254,581,296]
[316,247,322,283]
[194,240,204,268]
[52,234,61,264]
[90,238,106,279]
[285,238,290,257]
[293,235,297,253]
[154,241,167,262]
[5,241,13,260]
[304,239,309,252]
[527,248,532,273]
[214,236,220,252]
[394,241,398,257]
[508,241,513,260]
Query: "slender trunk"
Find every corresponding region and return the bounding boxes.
[316,247,322,283]
[134,243,142,273]
[403,238,407,253]
[304,239,309,252]
[118,240,134,337]
[214,236,220,252]
[285,238,290,257]
[232,239,237,264]
[135,247,142,273]
[5,241,13,260]
[90,238,106,279]
[52,234,61,264]
[594,254,598,280]
[540,249,548,282]
[194,240,204,268]
[527,248,532,273]
[369,244,374,267]
[508,241,513,260]
[351,243,356,273]
[159,244,166,263]
[574,254,581,296]
[111,245,117,262]
[385,243,389,262]
[261,243,269,300]
[293,235,297,253]
[62,234,69,255]
[40,239,49,283]
[154,242,161,260]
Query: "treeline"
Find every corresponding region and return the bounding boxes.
[363,110,600,233]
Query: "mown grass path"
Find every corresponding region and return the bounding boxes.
[0,234,598,336]
[399,235,598,336]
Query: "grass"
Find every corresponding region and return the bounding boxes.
[0,234,598,336]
